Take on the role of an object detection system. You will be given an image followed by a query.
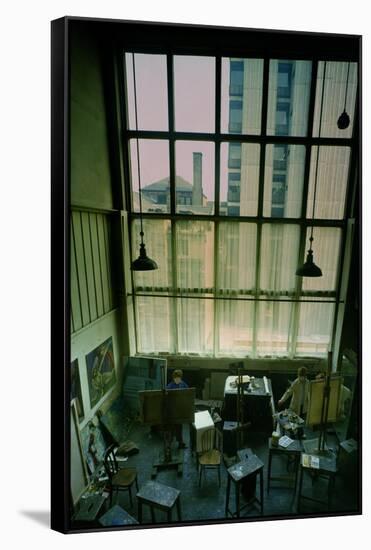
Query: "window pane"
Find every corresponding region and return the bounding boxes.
[136,296,174,353]
[175,141,214,214]
[306,146,350,220]
[130,139,170,213]
[296,301,335,356]
[132,219,172,289]
[313,62,358,139]
[125,53,168,131]
[301,227,341,292]
[267,60,312,136]
[176,221,214,290]
[174,56,215,133]
[221,58,264,134]
[217,300,254,354]
[256,300,294,356]
[177,297,214,353]
[217,222,257,292]
[220,142,260,216]
[260,224,300,293]
[263,145,306,218]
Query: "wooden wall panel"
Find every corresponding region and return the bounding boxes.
[71,210,117,333]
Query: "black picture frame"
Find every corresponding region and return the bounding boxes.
[51,16,362,534]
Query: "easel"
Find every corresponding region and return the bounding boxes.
[235,366,251,451]
[139,384,195,477]
[303,351,340,457]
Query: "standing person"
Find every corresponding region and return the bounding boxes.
[166,369,189,448]
[278,366,309,417]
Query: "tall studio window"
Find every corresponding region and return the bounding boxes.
[124,53,357,358]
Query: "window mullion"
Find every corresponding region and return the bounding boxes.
[252,223,262,357]
[213,220,220,356]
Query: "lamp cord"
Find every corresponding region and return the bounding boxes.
[132,53,144,245]
[343,62,350,112]
[309,61,327,248]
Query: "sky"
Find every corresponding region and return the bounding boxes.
[126,53,231,202]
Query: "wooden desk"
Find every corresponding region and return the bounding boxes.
[225,454,264,518]
[137,481,181,523]
[267,437,302,493]
[98,504,139,527]
[297,453,337,512]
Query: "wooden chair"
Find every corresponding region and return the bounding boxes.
[197,428,222,487]
[103,444,139,507]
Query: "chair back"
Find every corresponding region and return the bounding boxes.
[200,427,222,454]
[103,444,118,479]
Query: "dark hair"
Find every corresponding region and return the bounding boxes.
[173,369,183,379]
[298,366,307,378]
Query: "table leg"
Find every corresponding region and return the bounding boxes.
[235,481,240,518]
[260,469,264,515]
[138,500,142,524]
[267,450,272,494]
[328,474,335,509]
[177,497,181,521]
[294,455,299,493]
[225,475,231,517]
[297,465,304,513]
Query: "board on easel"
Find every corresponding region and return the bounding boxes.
[306,376,342,426]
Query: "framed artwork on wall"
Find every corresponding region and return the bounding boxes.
[51,15,361,534]
[85,337,116,409]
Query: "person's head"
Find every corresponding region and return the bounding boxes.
[298,366,307,380]
[316,371,325,380]
[172,369,183,385]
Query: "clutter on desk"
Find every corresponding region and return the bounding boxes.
[302,453,320,469]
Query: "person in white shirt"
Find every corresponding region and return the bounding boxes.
[278,366,309,416]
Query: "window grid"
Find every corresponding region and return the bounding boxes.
[123,51,356,358]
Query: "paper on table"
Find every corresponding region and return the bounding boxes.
[302,453,320,469]
[278,435,294,448]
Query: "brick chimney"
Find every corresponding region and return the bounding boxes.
[192,152,203,206]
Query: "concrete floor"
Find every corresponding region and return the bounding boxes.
[107,421,359,527]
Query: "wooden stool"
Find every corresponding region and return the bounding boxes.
[137,481,181,523]
[225,454,264,518]
[267,438,302,493]
[297,453,337,512]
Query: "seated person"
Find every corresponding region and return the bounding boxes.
[166,369,188,448]
[167,369,188,390]
[278,366,309,417]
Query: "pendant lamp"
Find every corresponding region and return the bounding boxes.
[337,62,351,130]
[296,62,328,278]
[130,53,158,271]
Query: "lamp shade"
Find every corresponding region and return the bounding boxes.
[296,249,322,277]
[337,110,350,130]
[131,243,158,271]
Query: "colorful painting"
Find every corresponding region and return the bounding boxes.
[71,359,84,421]
[86,337,116,409]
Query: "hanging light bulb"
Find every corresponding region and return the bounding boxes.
[296,62,329,278]
[296,236,322,277]
[337,62,351,130]
[130,53,158,272]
